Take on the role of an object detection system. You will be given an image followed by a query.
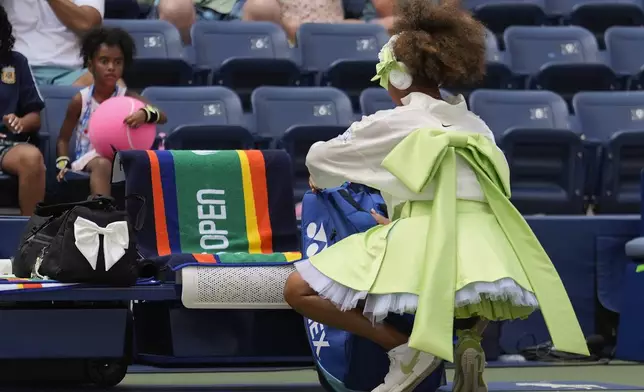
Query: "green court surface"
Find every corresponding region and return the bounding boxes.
[114,363,644,390]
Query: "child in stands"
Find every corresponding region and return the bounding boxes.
[0,3,46,216]
[56,26,167,196]
[283,1,589,391]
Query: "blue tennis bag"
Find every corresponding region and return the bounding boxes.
[300,182,446,392]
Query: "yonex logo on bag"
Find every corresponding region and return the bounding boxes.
[305,222,328,258]
[307,319,330,356]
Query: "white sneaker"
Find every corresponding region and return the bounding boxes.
[371,343,442,392]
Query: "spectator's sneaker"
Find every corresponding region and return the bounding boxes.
[372,343,442,392]
[452,329,487,392]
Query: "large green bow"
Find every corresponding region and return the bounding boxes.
[371,45,407,90]
[383,130,510,197]
[381,129,589,361]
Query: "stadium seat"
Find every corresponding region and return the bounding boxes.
[469,90,584,214]
[463,0,547,39]
[191,21,300,108]
[359,87,394,116]
[164,124,254,151]
[605,27,644,89]
[545,0,644,47]
[251,87,354,200]
[103,19,193,88]
[141,86,245,135]
[0,217,28,257]
[296,23,389,108]
[573,91,644,213]
[504,26,619,104]
[38,85,90,203]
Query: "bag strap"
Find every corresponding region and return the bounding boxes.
[34,195,116,217]
[125,194,147,232]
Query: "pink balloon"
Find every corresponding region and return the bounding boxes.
[88,96,156,160]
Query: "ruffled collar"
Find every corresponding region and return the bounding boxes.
[400,92,467,112]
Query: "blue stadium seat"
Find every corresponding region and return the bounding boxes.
[251,87,354,200]
[0,217,28,257]
[573,91,644,213]
[545,0,644,47]
[359,87,394,116]
[39,85,82,170]
[463,0,547,38]
[0,152,18,208]
[296,23,389,107]
[38,85,90,202]
[191,21,300,108]
[141,86,245,135]
[164,125,254,151]
[103,19,193,88]
[504,26,619,103]
[469,90,584,214]
[605,27,644,89]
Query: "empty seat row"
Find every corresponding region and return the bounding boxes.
[104,19,644,110]
[28,85,644,214]
[463,0,644,44]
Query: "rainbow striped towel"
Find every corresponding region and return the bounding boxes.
[115,150,302,270]
[0,277,76,292]
[0,277,161,293]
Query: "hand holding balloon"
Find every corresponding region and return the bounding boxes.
[123,109,148,128]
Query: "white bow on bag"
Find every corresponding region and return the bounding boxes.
[73,216,130,271]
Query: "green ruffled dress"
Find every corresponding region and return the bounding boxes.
[295,129,589,362]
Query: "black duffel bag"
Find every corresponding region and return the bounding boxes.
[12,195,145,286]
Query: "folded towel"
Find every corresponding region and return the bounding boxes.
[116,150,301,268]
[166,251,302,271]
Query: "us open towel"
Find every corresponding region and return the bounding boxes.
[113,150,301,270]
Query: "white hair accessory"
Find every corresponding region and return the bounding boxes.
[371,34,413,90]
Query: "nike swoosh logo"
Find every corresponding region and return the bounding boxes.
[400,350,421,375]
[442,123,452,127]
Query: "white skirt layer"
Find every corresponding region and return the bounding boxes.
[295,259,539,323]
[71,149,100,172]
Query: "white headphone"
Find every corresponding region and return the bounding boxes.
[379,35,413,90]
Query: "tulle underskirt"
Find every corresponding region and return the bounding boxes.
[295,259,539,323]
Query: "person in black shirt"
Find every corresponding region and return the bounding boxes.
[0,4,46,216]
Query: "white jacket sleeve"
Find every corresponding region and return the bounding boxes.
[305,112,397,189]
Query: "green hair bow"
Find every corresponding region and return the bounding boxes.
[371,42,408,89]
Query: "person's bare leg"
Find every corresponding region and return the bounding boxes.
[242,0,281,22]
[1,145,46,216]
[85,157,113,196]
[284,271,408,351]
[157,0,196,45]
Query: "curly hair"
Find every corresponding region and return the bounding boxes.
[392,0,486,88]
[0,4,16,65]
[80,26,136,69]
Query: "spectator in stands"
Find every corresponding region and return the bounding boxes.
[361,0,395,31]
[0,4,47,216]
[242,0,394,42]
[2,0,105,86]
[141,0,246,44]
[56,27,167,196]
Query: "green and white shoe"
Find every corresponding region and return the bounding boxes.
[452,329,487,392]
